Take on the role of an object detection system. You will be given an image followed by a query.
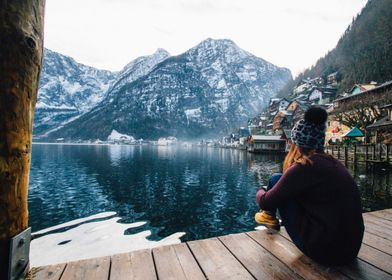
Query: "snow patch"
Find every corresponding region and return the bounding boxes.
[185,108,201,119]
[30,212,185,267]
[107,130,135,141]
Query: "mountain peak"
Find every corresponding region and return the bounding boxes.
[154,48,170,56]
[196,38,237,49]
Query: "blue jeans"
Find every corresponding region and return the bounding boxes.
[267,173,304,251]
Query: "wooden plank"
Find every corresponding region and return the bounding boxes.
[30,263,66,280]
[362,231,392,256]
[279,228,392,279]
[247,230,348,280]
[172,243,206,280]
[219,233,303,280]
[153,243,205,280]
[280,228,392,280]
[358,244,392,275]
[188,237,254,280]
[337,258,392,280]
[363,216,392,240]
[60,256,110,280]
[110,249,157,280]
[368,211,392,222]
[364,214,392,230]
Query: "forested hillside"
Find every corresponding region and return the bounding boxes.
[278,0,392,96]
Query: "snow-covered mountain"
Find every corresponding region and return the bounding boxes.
[34,49,117,136]
[49,38,292,140]
[34,48,169,137]
[106,48,170,99]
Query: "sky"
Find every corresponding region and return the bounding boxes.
[44,0,368,77]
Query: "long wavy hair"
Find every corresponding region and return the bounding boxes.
[283,144,315,172]
[283,143,337,172]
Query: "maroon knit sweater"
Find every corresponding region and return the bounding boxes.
[257,154,364,265]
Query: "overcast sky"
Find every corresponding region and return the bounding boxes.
[45,0,368,77]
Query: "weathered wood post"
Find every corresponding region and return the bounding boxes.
[337,145,341,160]
[353,145,357,164]
[0,1,45,278]
[365,145,368,161]
[379,144,383,161]
[344,146,348,166]
[373,144,376,160]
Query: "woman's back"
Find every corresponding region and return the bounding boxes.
[289,153,364,264]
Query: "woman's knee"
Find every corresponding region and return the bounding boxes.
[268,173,282,189]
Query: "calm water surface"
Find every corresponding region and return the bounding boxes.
[28,144,392,242]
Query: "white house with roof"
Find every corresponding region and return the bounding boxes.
[247,135,286,153]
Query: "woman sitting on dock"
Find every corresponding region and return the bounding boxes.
[255,106,364,265]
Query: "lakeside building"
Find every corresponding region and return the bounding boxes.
[367,104,392,144]
[247,135,286,153]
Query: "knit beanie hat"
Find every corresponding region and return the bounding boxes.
[291,106,328,152]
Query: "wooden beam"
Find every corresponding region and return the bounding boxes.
[0,0,45,277]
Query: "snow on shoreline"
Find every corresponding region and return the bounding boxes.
[107,129,135,141]
[30,212,185,267]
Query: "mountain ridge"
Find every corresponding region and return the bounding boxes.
[47,38,291,140]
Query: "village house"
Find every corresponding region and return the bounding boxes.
[329,80,392,144]
[334,80,392,112]
[367,104,392,144]
[293,80,312,95]
[308,87,337,105]
[272,110,293,133]
[286,100,309,125]
[247,135,286,153]
[268,98,290,115]
[325,118,350,144]
[349,82,377,95]
[327,72,339,85]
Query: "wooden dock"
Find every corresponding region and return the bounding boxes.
[29,209,392,280]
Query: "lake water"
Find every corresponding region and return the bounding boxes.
[28,143,392,266]
[29,144,283,241]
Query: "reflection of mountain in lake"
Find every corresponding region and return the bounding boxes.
[29,144,281,243]
[28,144,392,264]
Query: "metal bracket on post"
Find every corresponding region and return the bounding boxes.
[8,227,31,280]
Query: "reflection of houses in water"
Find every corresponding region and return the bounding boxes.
[157,145,177,160]
[348,163,392,212]
[247,154,283,185]
[108,145,134,166]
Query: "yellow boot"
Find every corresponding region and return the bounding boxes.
[255,210,280,230]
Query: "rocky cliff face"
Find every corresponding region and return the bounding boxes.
[35,48,170,137]
[34,49,116,137]
[44,39,292,140]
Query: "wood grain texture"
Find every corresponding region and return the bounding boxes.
[153,244,205,280]
[247,230,348,280]
[110,249,157,280]
[280,227,392,280]
[188,237,254,280]
[60,256,110,280]
[219,233,303,280]
[337,258,392,280]
[362,231,392,256]
[0,0,45,277]
[30,263,66,280]
[358,244,392,275]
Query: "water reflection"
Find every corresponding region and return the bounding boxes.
[29,144,392,244]
[348,163,392,212]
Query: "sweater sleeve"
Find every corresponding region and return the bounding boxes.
[258,163,314,210]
